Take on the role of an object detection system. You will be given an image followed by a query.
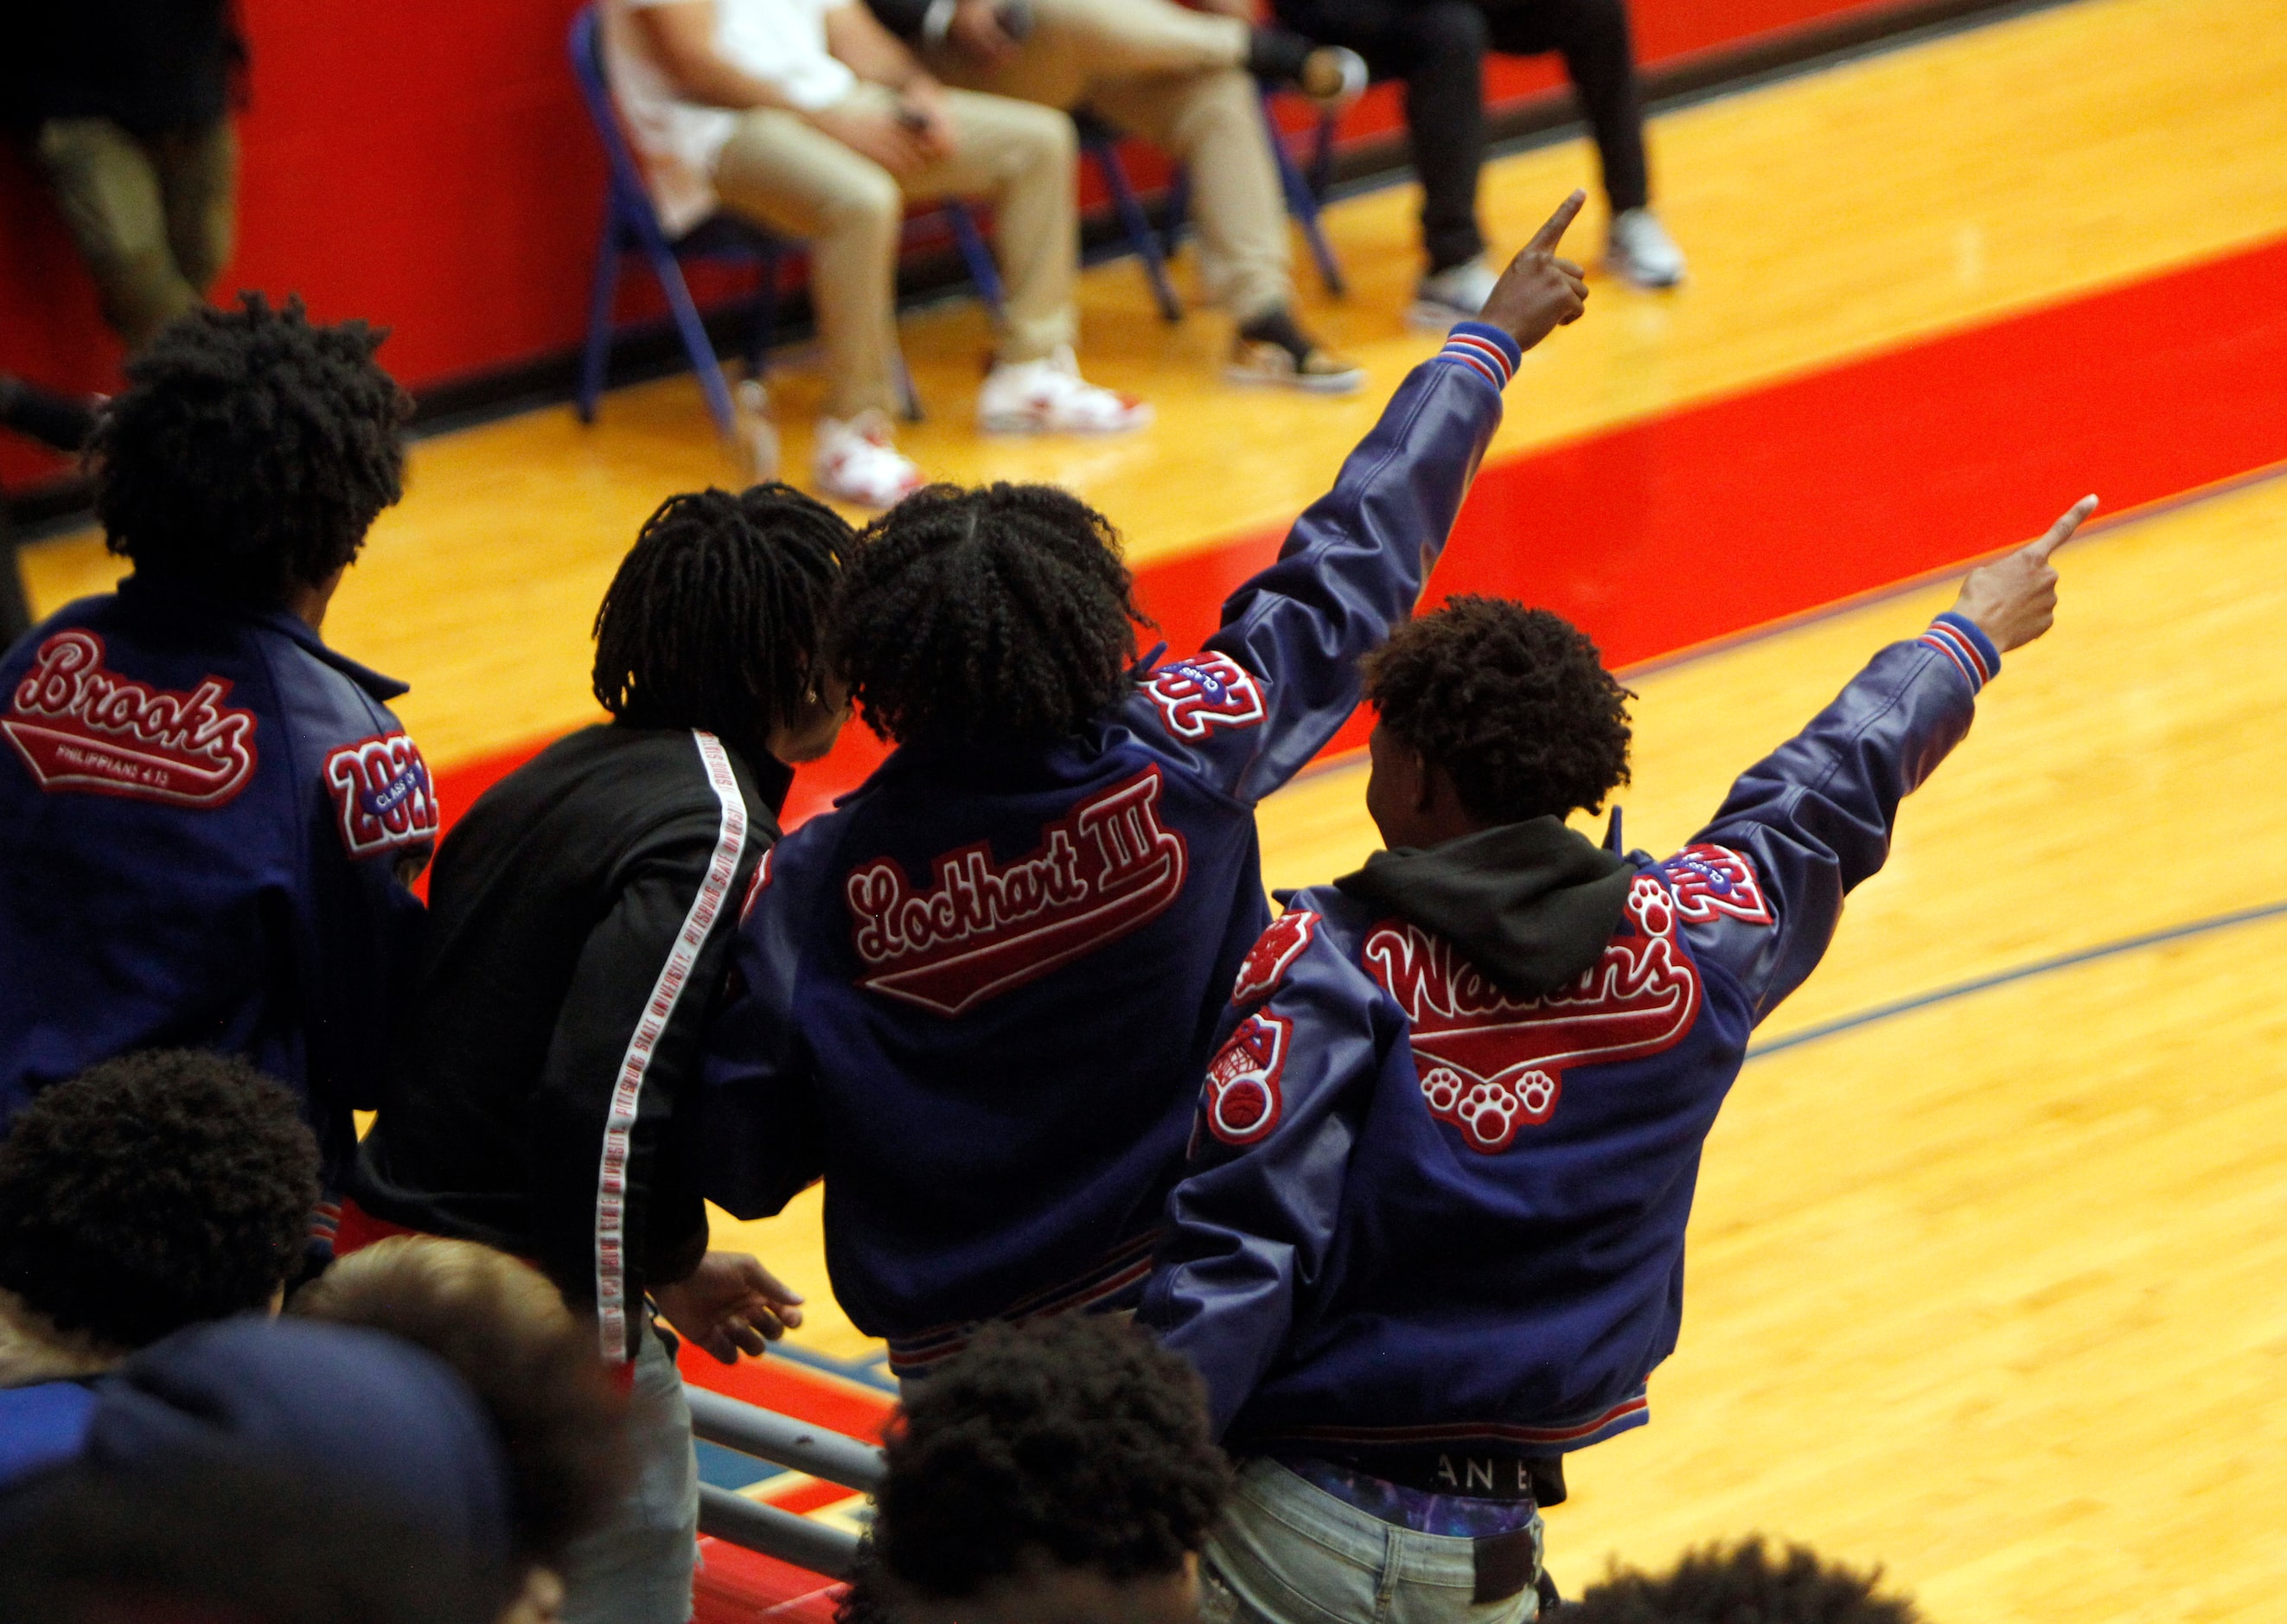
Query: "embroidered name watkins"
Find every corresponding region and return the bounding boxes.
[846,766,1190,1017]
[1364,874,1701,1153]
[3,630,258,808]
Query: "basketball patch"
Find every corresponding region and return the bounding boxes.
[1659,845,1773,926]
[1203,1010,1291,1147]
[845,766,1190,1018]
[1143,653,1266,741]
[1365,875,1702,1153]
[3,630,258,808]
[1232,909,1319,1005]
[325,732,438,860]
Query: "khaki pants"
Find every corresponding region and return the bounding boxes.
[928,0,1293,322]
[35,118,237,351]
[715,85,1076,420]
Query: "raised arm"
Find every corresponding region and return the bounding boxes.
[1677,498,2095,1020]
[1132,195,1591,804]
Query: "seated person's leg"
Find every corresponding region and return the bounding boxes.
[154,118,240,300]
[915,0,1363,112]
[906,89,1152,435]
[1480,0,1683,287]
[32,118,204,351]
[1278,0,1498,323]
[712,103,923,508]
[1088,73,1363,393]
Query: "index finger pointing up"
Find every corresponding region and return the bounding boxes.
[2028,494,2099,561]
[1526,189,1589,254]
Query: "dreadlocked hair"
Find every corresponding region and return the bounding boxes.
[833,483,1147,750]
[1364,596,1633,824]
[591,483,854,758]
[92,293,410,607]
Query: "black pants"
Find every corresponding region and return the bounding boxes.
[1274,0,1649,271]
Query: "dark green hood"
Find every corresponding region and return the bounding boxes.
[1332,816,1631,999]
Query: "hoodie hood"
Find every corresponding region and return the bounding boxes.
[1333,817,1631,999]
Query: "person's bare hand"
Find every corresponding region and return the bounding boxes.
[1475,189,1589,353]
[1191,0,1257,19]
[808,102,930,176]
[898,80,958,161]
[1951,495,2097,653]
[653,1251,805,1365]
[948,0,1022,65]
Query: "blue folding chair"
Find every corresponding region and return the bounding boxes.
[1162,87,1345,298]
[568,5,1007,434]
[1074,110,1182,323]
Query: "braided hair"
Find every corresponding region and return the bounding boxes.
[832,483,1148,751]
[591,483,854,760]
[92,293,411,608]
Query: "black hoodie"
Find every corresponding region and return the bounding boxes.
[1332,816,1633,1001]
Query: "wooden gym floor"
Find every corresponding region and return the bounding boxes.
[20,0,2286,1615]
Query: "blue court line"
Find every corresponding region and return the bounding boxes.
[1746,898,2287,1060]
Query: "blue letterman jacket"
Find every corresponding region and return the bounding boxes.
[700,327,1527,1373]
[0,572,435,1210]
[1140,614,2004,1467]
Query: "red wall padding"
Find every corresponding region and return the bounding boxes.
[2,0,1907,487]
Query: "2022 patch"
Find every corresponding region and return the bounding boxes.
[1143,653,1267,741]
[325,732,438,860]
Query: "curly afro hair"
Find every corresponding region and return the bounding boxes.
[832,483,1147,750]
[1566,1538,1923,1623]
[861,1314,1230,1602]
[293,1237,630,1567]
[0,1050,319,1350]
[90,293,411,608]
[1363,596,1632,824]
[592,483,853,761]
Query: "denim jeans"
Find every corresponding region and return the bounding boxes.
[560,1320,700,1624]
[1202,1459,1543,1624]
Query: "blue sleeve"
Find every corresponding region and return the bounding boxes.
[1123,326,1521,805]
[1139,909,1383,1438]
[302,725,438,1119]
[1661,612,2000,1022]
[696,833,830,1220]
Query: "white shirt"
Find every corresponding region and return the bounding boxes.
[606,0,859,235]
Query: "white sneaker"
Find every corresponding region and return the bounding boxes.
[1606,207,1686,290]
[1407,256,1500,331]
[813,409,925,508]
[977,346,1153,436]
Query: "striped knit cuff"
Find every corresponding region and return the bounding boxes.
[1919,611,2000,694]
[1434,322,1524,391]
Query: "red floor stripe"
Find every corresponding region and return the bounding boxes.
[432,234,2287,833]
[674,1340,894,1441]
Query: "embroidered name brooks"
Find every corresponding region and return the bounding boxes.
[846,767,1190,1017]
[3,630,258,808]
[1364,874,1702,1152]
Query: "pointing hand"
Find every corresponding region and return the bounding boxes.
[1477,190,1591,353]
[1952,495,2098,653]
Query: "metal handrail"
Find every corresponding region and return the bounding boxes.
[685,1385,886,1490]
[684,1383,887,1577]
[698,1484,864,1577]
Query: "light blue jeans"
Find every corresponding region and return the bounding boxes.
[561,1320,700,1624]
[1201,1459,1543,1624]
